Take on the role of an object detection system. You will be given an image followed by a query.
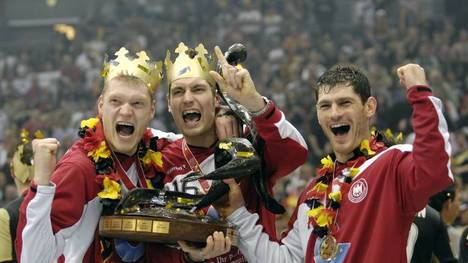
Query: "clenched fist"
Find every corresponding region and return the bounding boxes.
[32,138,60,186]
[397,63,428,89]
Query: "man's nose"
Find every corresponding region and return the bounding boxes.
[120,103,133,115]
[330,104,342,120]
[183,90,194,103]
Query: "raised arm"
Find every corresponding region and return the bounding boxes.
[395,64,453,212]
[16,139,98,263]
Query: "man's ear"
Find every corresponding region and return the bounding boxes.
[166,94,172,113]
[365,96,377,118]
[150,99,156,117]
[97,95,104,116]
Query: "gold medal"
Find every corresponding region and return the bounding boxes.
[319,235,339,260]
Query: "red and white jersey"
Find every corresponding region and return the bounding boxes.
[227,86,454,263]
[15,130,182,263]
[158,101,308,263]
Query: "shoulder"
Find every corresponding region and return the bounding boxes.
[52,140,96,184]
[159,138,183,154]
[151,129,182,142]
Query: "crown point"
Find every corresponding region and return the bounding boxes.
[165,42,216,86]
[103,47,162,94]
[175,42,188,55]
[195,44,208,55]
[115,47,129,58]
[136,51,150,62]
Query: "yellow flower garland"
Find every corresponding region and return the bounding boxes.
[79,117,163,200]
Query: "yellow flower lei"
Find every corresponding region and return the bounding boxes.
[79,117,163,200]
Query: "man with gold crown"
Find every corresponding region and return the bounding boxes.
[150,42,308,262]
[15,47,231,263]
[0,130,42,262]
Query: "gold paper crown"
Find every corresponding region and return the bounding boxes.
[165,42,217,87]
[102,47,163,94]
[10,130,44,184]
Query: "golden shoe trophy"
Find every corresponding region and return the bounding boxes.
[99,137,261,245]
[99,188,237,245]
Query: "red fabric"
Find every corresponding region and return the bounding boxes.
[158,102,307,263]
[280,86,453,263]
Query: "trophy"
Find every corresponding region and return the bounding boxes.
[99,188,237,245]
[99,137,260,245]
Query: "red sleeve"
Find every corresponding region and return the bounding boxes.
[16,149,98,261]
[253,101,308,185]
[397,85,454,212]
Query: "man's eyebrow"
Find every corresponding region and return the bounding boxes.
[317,99,331,105]
[171,85,185,91]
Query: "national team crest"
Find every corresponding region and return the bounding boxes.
[348,178,368,203]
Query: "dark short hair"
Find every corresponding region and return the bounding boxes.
[429,183,457,212]
[315,64,371,103]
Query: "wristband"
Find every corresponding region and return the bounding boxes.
[249,97,270,117]
[183,252,206,263]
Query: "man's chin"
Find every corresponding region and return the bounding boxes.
[112,141,138,155]
[182,127,203,137]
[332,143,354,156]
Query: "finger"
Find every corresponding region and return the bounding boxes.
[234,72,243,91]
[224,66,238,90]
[204,235,214,252]
[235,69,249,90]
[222,178,237,184]
[209,71,226,87]
[224,236,232,253]
[230,119,240,137]
[177,241,190,252]
[214,46,229,66]
[178,241,198,254]
[397,67,404,78]
[41,143,60,155]
[223,119,235,138]
[216,124,227,140]
[211,231,225,253]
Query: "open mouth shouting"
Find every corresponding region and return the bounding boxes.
[330,123,351,137]
[116,121,135,137]
[182,110,201,127]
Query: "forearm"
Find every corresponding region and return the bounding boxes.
[228,207,303,263]
[20,185,64,263]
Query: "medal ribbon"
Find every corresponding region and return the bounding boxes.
[111,151,148,190]
[181,139,211,194]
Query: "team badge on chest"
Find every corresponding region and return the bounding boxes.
[348,178,368,203]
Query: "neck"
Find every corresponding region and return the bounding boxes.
[334,134,373,163]
[15,180,29,196]
[335,152,354,163]
[184,131,217,148]
[17,186,27,196]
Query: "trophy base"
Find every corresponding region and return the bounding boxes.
[99,215,237,245]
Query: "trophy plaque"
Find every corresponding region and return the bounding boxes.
[99,188,237,245]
